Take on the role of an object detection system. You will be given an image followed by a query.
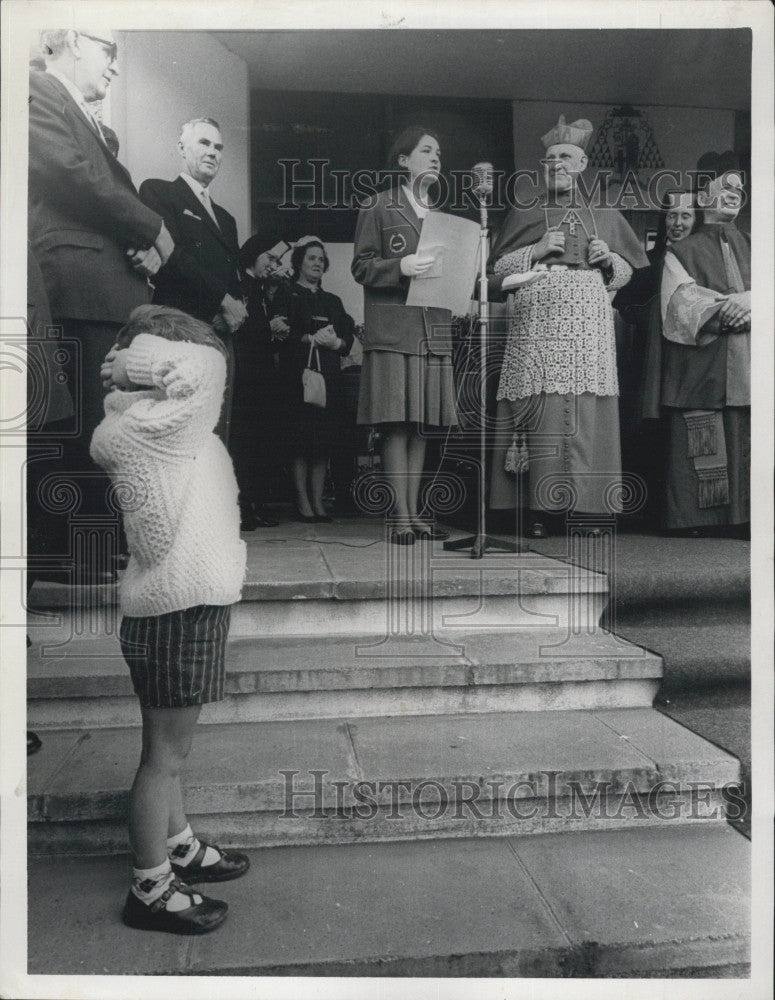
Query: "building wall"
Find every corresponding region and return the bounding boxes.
[110,31,250,243]
[511,101,735,180]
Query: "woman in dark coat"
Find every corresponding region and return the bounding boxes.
[352,127,457,544]
[230,236,287,528]
[270,239,355,521]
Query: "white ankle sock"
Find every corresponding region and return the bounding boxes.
[131,859,202,911]
[166,824,219,867]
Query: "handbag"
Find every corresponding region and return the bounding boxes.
[302,343,327,408]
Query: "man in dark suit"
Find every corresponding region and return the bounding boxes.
[139,119,247,441]
[28,29,174,580]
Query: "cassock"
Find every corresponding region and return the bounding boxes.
[488,195,647,518]
[658,222,750,529]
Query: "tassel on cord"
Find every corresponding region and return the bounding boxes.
[684,411,717,458]
[504,432,529,475]
[697,467,729,509]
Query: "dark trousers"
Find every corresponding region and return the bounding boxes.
[27,320,124,572]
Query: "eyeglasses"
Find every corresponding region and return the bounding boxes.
[78,32,118,63]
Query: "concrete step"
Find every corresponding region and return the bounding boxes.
[27,825,750,977]
[28,707,740,854]
[527,532,750,608]
[615,622,750,690]
[27,627,663,728]
[29,533,609,637]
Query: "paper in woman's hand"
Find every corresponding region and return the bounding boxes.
[406,212,480,314]
[420,244,445,278]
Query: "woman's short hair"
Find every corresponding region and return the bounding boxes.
[290,240,329,281]
[116,304,228,358]
[385,126,441,177]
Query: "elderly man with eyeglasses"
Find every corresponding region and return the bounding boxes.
[28,29,174,582]
[486,115,648,538]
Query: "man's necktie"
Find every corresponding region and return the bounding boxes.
[200,188,220,229]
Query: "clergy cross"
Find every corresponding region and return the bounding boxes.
[562,209,582,235]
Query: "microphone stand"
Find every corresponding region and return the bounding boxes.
[444,185,521,558]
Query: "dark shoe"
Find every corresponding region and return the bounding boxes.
[253,511,279,527]
[114,553,130,570]
[27,731,42,755]
[122,880,228,935]
[313,514,333,524]
[413,524,450,541]
[171,842,250,884]
[296,512,318,524]
[527,522,548,539]
[389,529,415,546]
[240,513,258,531]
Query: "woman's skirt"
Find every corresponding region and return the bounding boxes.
[357,350,457,427]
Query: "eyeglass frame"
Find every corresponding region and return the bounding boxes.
[77,32,118,64]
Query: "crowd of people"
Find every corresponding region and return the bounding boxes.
[25,28,751,935]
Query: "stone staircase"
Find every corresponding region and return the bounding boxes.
[26,520,750,976]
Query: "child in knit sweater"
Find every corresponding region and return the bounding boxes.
[91,304,248,935]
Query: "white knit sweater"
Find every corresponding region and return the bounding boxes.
[90,334,246,617]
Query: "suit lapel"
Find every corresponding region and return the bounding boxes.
[47,74,133,185]
[175,176,235,252]
[394,198,422,238]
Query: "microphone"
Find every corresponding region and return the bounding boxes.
[472,162,494,202]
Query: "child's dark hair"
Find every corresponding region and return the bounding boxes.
[290,240,329,281]
[116,304,228,358]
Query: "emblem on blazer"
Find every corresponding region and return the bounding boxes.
[389,232,407,254]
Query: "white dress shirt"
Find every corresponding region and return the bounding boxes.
[179,172,220,228]
[45,67,108,145]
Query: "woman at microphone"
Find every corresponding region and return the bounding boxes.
[352,127,456,545]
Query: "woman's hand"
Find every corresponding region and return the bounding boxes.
[100,346,132,391]
[587,239,612,269]
[530,230,565,263]
[312,325,341,350]
[399,253,436,277]
[270,315,290,341]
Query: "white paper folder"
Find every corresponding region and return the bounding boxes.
[406,211,481,315]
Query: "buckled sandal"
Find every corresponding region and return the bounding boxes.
[122,878,228,934]
[170,841,250,883]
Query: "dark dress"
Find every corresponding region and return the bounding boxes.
[613,246,669,526]
[230,273,284,505]
[270,282,355,459]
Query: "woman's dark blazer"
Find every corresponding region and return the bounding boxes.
[351,187,452,357]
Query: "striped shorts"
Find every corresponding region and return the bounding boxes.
[119,605,232,709]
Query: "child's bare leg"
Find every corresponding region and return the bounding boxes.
[130,705,200,868]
